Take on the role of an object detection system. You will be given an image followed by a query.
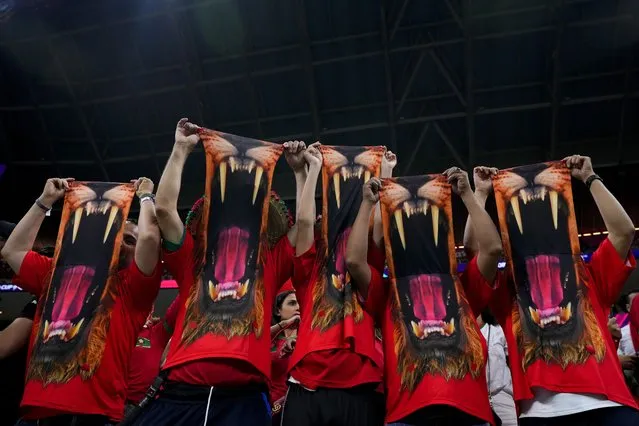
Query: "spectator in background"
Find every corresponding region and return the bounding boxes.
[270,281,299,425]
[125,295,181,415]
[619,291,639,357]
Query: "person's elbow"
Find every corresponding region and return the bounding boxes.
[137,229,161,253]
[155,200,174,224]
[0,244,9,261]
[484,240,503,260]
[296,215,315,230]
[345,253,366,276]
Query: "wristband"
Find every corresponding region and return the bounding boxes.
[35,198,52,215]
[140,195,155,204]
[585,174,602,190]
[138,192,155,200]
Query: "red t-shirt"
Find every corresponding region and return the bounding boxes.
[366,257,494,424]
[17,251,162,421]
[270,333,295,403]
[288,241,383,389]
[162,231,294,386]
[125,296,180,403]
[490,238,638,409]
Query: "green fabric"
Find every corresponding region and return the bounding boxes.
[162,227,186,252]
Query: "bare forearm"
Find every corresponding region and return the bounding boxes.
[373,169,393,247]
[135,200,161,276]
[463,191,488,257]
[462,191,501,280]
[155,148,188,243]
[346,201,375,296]
[589,180,635,256]
[296,165,320,256]
[294,169,308,220]
[1,204,47,273]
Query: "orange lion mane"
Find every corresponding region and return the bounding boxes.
[392,280,485,391]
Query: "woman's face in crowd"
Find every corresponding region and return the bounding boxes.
[278,293,299,321]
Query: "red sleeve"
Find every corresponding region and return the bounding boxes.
[362,265,389,323]
[587,238,637,307]
[292,241,318,290]
[268,235,295,291]
[122,259,163,311]
[367,239,386,273]
[163,295,180,333]
[162,231,195,290]
[13,251,53,296]
[459,256,497,317]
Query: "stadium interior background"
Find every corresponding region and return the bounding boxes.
[0,0,638,424]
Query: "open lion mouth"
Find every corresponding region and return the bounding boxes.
[526,255,573,328]
[207,227,250,302]
[409,274,456,339]
[392,199,441,249]
[509,186,560,234]
[71,200,121,244]
[44,265,92,343]
[330,228,351,292]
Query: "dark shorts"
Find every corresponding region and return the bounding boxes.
[15,415,113,426]
[128,382,271,426]
[281,383,385,426]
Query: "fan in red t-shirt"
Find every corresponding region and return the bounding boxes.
[346,168,503,426]
[270,281,299,425]
[2,177,163,425]
[465,156,639,426]
[128,120,306,426]
[124,295,181,411]
[281,146,392,426]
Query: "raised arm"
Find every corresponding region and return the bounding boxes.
[295,145,322,256]
[1,178,72,273]
[346,178,381,298]
[445,167,502,282]
[283,140,308,245]
[462,167,497,258]
[155,118,201,244]
[565,155,635,259]
[373,151,396,248]
[133,178,161,276]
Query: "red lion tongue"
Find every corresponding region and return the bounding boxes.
[526,255,563,311]
[409,275,446,321]
[214,227,249,284]
[334,227,352,275]
[52,265,95,322]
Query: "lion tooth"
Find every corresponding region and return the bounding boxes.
[393,210,406,250]
[43,320,49,339]
[540,187,546,201]
[529,306,540,325]
[403,202,411,218]
[364,170,371,183]
[510,197,523,234]
[68,318,84,340]
[219,162,227,203]
[549,190,558,230]
[237,279,249,298]
[341,168,348,182]
[560,302,572,322]
[411,320,423,338]
[104,206,118,243]
[431,205,439,246]
[252,166,263,205]
[208,280,217,300]
[73,208,83,243]
[247,160,255,174]
[448,317,455,335]
[229,157,237,172]
[331,274,342,290]
[333,173,341,209]
[520,189,528,205]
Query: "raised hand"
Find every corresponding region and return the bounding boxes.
[443,167,471,196]
[133,177,154,198]
[381,150,397,178]
[473,166,498,195]
[39,178,74,208]
[174,118,201,153]
[363,177,381,204]
[303,145,322,169]
[283,140,307,172]
[563,155,594,183]
[281,314,300,330]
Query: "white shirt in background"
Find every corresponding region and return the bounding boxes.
[618,324,636,356]
[481,324,517,426]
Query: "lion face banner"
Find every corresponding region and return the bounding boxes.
[312,145,384,332]
[29,182,135,384]
[181,129,283,343]
[380,175,484,391]
[492,161,605,369]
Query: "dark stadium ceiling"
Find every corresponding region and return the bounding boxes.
[0,0,638,218]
